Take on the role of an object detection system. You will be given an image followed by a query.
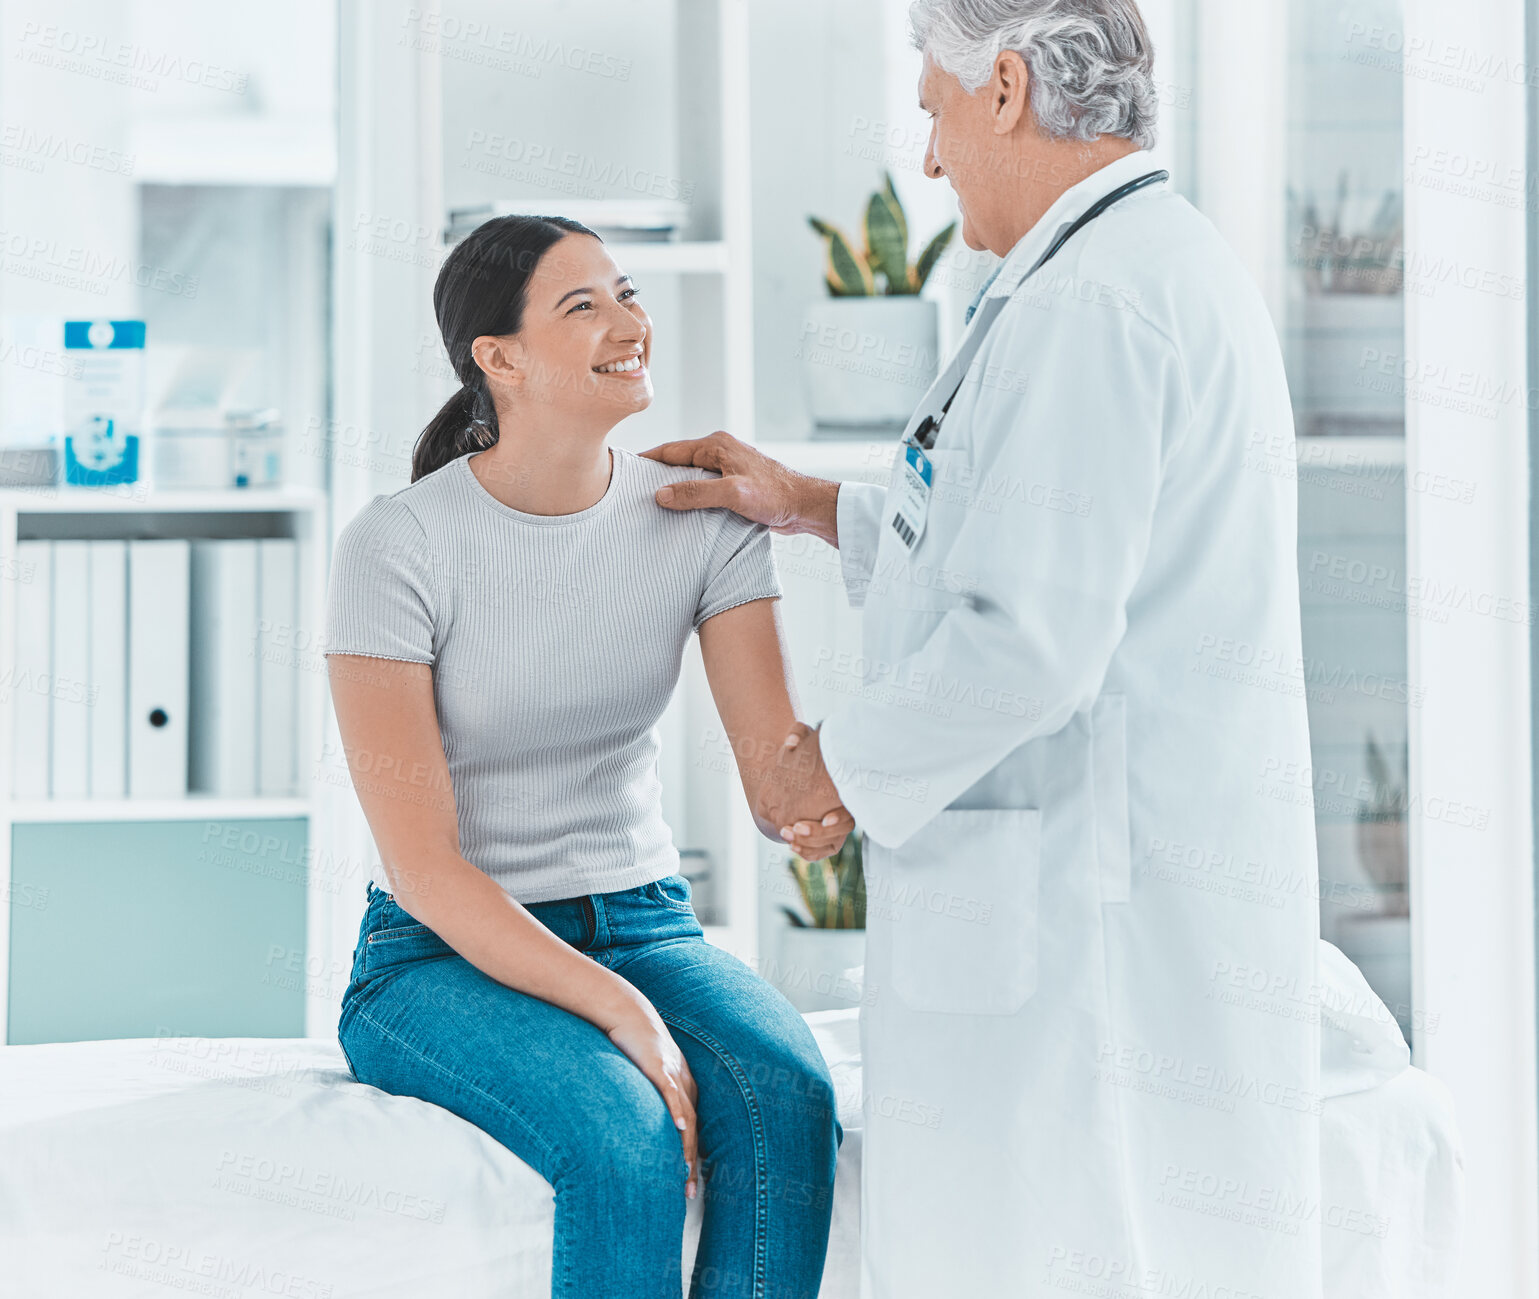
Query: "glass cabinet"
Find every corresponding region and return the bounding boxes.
[1156,0,1416,1041]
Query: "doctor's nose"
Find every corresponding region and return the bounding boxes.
[923,134,944,181]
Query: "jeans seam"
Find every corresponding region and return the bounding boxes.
[656,1012,769,1299]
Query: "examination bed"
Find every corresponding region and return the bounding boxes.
[0,942,1462,1297]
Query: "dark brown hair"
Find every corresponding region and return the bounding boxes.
[411,214,600,482]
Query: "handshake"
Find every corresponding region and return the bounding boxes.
[754,721,855,862]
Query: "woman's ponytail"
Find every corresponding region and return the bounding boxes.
[409,213,600,483]
[411,380,497,482]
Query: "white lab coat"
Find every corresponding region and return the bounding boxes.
[817,150,1323,1298]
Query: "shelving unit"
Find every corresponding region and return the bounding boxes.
[0,487,329,1044]
[0,0,336,1044]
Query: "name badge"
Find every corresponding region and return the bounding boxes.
[891,442,932,552]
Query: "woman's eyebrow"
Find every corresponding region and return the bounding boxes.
[554,275,633,309]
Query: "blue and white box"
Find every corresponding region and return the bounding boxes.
[63,320,145,487]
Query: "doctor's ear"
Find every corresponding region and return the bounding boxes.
[470,334,522,389]
[991,49,1030,133]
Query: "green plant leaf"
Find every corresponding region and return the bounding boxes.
[882,171,909,256]
[914,221,957,291]
[865,191,910,295]
[809,216,875,296]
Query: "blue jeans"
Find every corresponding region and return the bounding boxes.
[337,875,842,1299]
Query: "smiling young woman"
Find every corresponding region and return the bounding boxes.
[321,214,852,1299]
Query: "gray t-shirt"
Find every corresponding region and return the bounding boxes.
[323,445,782,903]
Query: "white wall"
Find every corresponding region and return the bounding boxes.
[1403,0,1538,1291]
[749,0,915,444]
[436,0,681,217]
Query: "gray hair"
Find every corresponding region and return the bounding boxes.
[909,0,1159,150]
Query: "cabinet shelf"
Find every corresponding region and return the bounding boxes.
[3,486,326,516]
[586,241,731,275]
[9,796,312,824]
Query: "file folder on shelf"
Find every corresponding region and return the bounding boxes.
[189,540,259,797]
[257,538,299,797]
[13,540,51,800]
[50,541,90,800]
[127,539,190,798]
[87,540,127,799]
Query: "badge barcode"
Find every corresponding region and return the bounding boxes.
[891,513,916,546]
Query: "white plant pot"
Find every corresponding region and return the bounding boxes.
[772,925,867,1014]
[800,297,939,433]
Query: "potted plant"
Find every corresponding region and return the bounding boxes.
[1338,732,1411,1037]
[775,829,867,1013]
[801,173,956,434]
[1353,732,1409,916]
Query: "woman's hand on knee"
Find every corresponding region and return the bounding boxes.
[607,1005,700,1199]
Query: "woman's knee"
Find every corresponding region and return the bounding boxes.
[742,1035,842,1161]
[556,1082,692,1209]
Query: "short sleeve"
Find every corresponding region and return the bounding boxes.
[324,496,437,663]
[694,510,782,630]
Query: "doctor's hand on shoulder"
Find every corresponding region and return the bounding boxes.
[643,431,842,547]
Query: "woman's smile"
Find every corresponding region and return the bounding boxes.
[593,352,648,378]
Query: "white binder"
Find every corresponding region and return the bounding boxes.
[87,540,128,798]
[127,539,190,798]
[13,540,52,799]
[257,538,298,796]
[50,541,91,800]
[189,540,258,796]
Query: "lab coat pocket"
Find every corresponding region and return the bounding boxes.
[877,806,1041,1016]
[1092,693,1132,904]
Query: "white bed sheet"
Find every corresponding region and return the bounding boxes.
[1321,1065,1464,1299]
[0,1007,1458,1298]
[0,1011,862,1299]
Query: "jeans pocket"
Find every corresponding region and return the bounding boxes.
[361,916,454,976]
[872,807,1041,1016]
[647,875,696,916]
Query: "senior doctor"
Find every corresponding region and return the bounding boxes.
[646,1,1321,1294]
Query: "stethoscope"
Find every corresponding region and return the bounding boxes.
[908,169,1170,453]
